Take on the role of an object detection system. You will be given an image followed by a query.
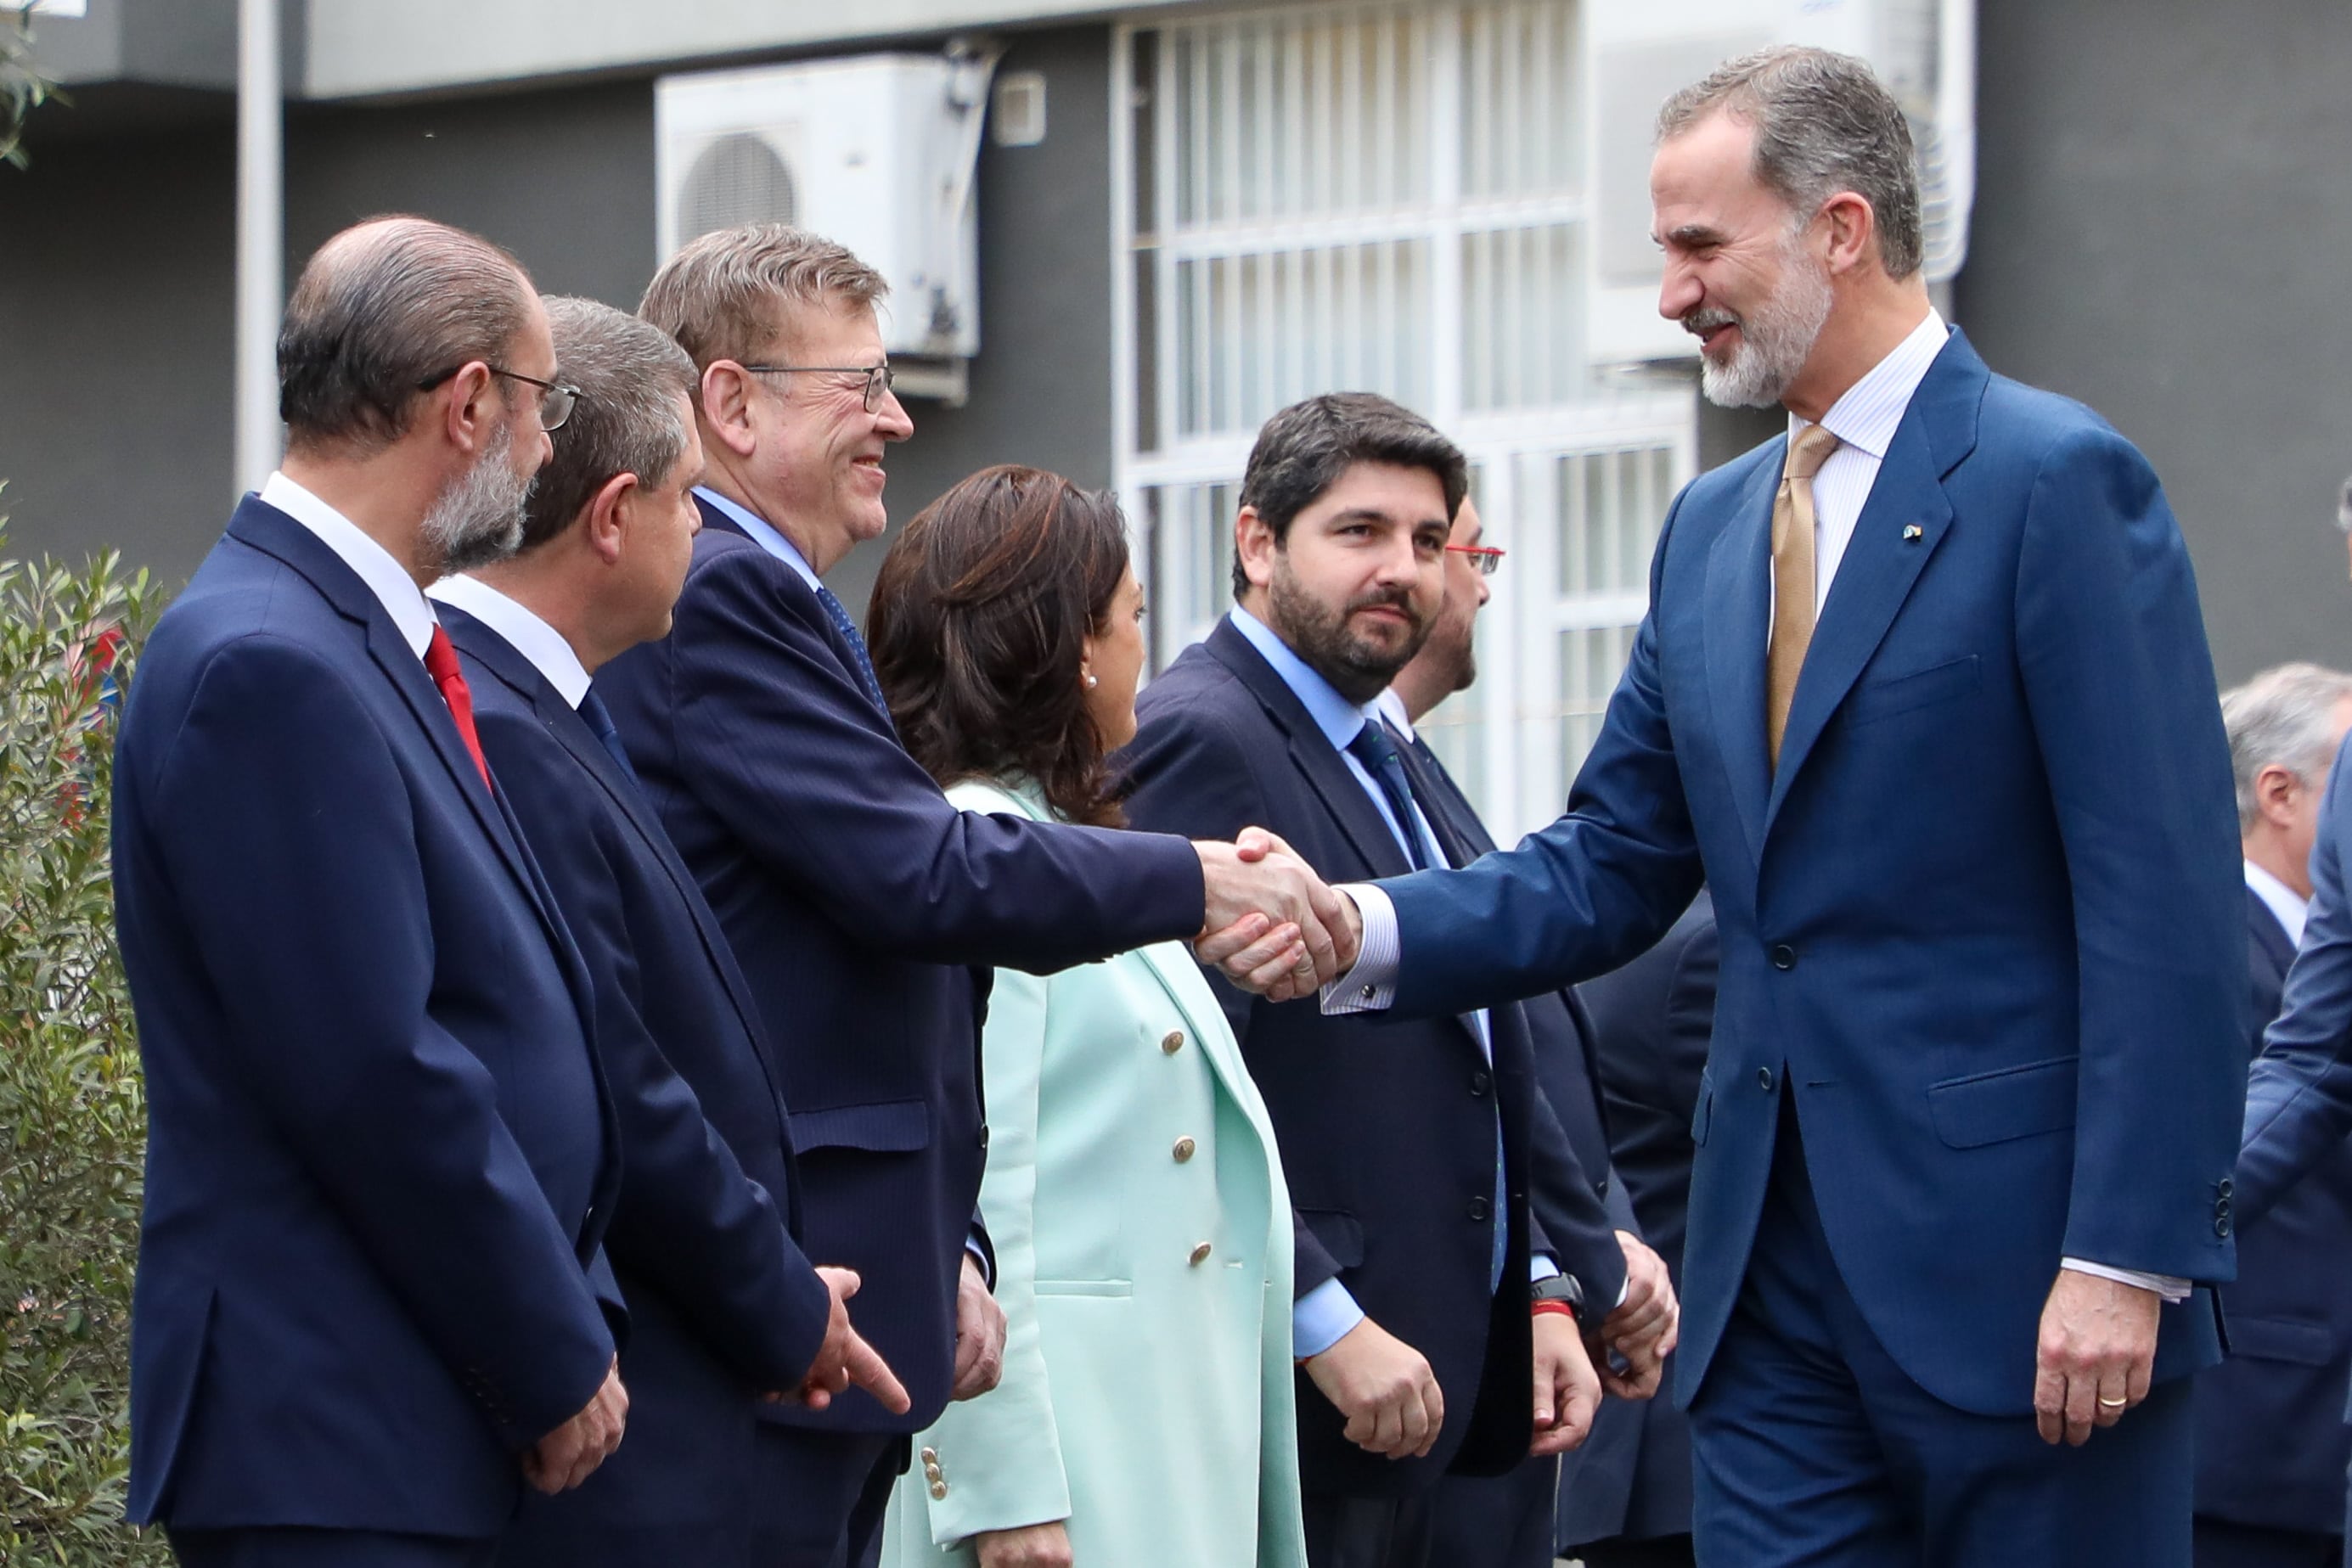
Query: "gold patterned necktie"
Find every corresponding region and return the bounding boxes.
[1766,421,1844,768]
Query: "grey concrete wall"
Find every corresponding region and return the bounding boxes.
[0,123,236,580]
[1958,0,2352,686]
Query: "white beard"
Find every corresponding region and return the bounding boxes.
[423,417,533,574]
[1692,241,1834,410]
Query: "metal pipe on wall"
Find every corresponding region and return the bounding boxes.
[234,0,283,497]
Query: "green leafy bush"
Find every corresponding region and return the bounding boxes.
[0,497,167,1565]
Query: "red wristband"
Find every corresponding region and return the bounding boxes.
[1530,1299,1576,1323]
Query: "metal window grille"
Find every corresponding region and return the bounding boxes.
[1112,0,1696,841]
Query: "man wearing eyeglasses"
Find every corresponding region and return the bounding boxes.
[597,225,1353,1568]
[112,216,626,1568]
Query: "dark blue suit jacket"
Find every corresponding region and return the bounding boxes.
[1564,890,1716,1547]
[1368,330,2242,1417]
[1120,617,1612,1493]
[594,501,1206,1431]
[2227,870,2352,1530]
[442,605,837,1563]
[112,498,620,1536]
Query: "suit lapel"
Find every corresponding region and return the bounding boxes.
[1763,330,1988,840]
[1205,618,1415,880]
[448,609,795,1111]
[1703,453,1782,868]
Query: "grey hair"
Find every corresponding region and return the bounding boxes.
[279,215,536,455]
[2222,662,2352,833]
[516,297,699,552]
[1657,46,1924,280]
[639,223,887,372]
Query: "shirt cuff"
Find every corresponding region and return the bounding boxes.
[1321,883,1399,1014]
[1292,1278,1367,1359]
[1529,1254,1561,1284]
[965,1237,993,1290]
[2060,1257,2191,1303]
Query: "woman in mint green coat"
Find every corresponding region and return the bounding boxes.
[867,466,1308,1568]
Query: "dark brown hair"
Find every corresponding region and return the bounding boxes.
[1232,392,1468,597]
[869,465,1133,828]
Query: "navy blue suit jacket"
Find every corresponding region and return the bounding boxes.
[442,606,837,1562]
[112,499,620,1535]
[1369,330,2242,1417]
[1120,616,1606,1492]
[594,501,1206,1431]
[2197,885,2352,1535]
[1562,890,1716,1547]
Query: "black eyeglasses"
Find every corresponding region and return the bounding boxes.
[737,362,897,413]
[416,363,582,432]
[1445,544,1506,577]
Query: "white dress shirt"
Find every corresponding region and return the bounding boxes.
[426,575,593,708]
[259,471,436,659]
[1331,314,2192,1302]
[2247,861,2311,951]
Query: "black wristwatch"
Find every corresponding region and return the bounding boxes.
[1531,1273,1584,1315]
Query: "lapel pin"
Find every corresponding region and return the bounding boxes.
[1903,524,1924,542]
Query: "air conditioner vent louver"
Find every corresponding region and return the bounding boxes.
[678,132,799,241]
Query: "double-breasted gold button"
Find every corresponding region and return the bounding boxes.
[929,1481,948,1499]
[1162,1030,1185,1054]
[920,1447,938,1464]
[1173,1136,1196,1163]
[1190,1241,1213,1265]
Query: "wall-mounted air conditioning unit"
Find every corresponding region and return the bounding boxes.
[1586,0,1976,368]
[656,49,997,403]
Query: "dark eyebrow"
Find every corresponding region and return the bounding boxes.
[1655,222,1726,250]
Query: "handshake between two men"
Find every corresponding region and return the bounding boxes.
[1184,829,1680,1468]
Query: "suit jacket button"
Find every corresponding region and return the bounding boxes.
[1173,1136,1197,1163]
[2218,1177,2235,1198]
[1468,1196,1493,1222]
[2215,1216,2233,1238]
[2215,1196,2231,1217]
[1162,1031,1185,1054]
[1770,944,1797,970]
[978,1124,991,1152]
[1757,1066,1775,1092]
[920,1447,938,1464]
[1190,1241,1213,1265]
[1595,1176,1610,1197]
[1469,1070,1492,1096]
[930,1481,949,1500]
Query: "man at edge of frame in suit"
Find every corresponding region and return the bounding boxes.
[2202,664,2352,1568]
[430,296,911,1568]
[1263,45,2246,1568]
[113,217,631,1568]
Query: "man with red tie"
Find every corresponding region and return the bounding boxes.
[112,216,629,1568]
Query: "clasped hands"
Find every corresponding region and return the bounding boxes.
[1193,829,1364,1000]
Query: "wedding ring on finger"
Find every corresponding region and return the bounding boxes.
[2096,1396,2128,1409]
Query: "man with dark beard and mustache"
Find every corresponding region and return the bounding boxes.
[112,216,635,1568]
[1272,46,2242,1568]
[1117,393,1610,1568]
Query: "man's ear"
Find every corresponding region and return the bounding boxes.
[1235,505,1279,593]
[1819,190,1880,278]
[582,471,641,566]
[2256,762,2304,831]
[699,362,758,459]
[436,362,501,454]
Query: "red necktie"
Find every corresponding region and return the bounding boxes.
[423,624,494,792]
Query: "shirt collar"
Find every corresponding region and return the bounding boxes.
[1373,686,1415,741]
[426,573,594,708]
[695,485,820,590]
[259,470,437,658]
[1791,306,1950,462]
[1229,605,1382,754]
[2245,860,2311,950]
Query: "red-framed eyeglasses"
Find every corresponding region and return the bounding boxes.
[1444,544,1506,576]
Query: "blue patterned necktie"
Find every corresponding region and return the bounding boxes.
[1345,722,1429,871]
[815,582,891,717]
[577,688,640,788]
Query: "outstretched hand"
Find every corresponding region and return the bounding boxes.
[1194,829,1360,1000]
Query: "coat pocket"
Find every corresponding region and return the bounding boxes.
[1843,655,1981,728]
[2225,1313,2338,1368]
[1297,1208,1365,1270]
[787,1098,931,1154]
[1926,1057,2078,1149]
